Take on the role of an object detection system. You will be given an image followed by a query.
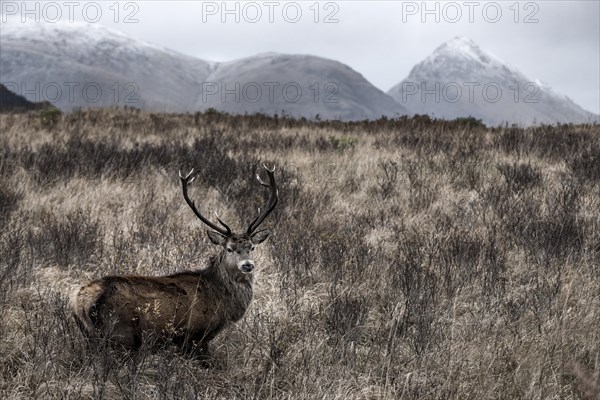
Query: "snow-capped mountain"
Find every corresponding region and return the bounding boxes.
[2,23,594,125]
[0,21,404,120]
[1,21,213,112]
[388,37,599,126]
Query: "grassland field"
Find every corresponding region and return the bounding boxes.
[0,109,599,399]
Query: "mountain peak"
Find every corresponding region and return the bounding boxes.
[2,18,180,57]
[443,36,479,49]
[388,37,599,126]
[431,36,500,66]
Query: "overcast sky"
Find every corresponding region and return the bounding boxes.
[2,1,599,113]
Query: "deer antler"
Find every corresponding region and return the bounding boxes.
[179,169,231,236]
[247,164,278,234]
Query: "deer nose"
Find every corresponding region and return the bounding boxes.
[238,260,254,274]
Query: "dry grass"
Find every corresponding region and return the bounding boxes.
[0,109,599,399]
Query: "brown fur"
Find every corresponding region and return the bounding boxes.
[71,234,262,354]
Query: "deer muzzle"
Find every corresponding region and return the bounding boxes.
[238,260,255,274]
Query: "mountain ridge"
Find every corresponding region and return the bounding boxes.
[1,23,596,125]
[0,20,405,120]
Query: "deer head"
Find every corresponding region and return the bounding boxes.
[178,164,278,275]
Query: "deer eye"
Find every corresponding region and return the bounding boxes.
[227,248,233,253]
[251,246,255,251]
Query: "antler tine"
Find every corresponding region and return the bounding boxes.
[179,169,231,236]
[256,164,275,186]
[247,165,278,234]
[256,174,268,187]
[215,212,232,234]
[179,168,192,179]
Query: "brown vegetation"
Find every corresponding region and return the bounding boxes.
[0,108,599,399]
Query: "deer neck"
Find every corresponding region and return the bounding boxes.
[207,252,254,321]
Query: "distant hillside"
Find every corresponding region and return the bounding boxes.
[1,21,404,120]
[0,83,53,111]
[197,53,405,121]
[1,21,212,113]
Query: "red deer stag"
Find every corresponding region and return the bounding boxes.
[71,165,278,355]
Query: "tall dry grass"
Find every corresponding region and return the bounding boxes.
[0,108,599,399]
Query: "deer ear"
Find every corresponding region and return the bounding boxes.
[207,230,227,245]
[251,229,270,244]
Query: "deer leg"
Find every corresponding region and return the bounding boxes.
[174,330,205,355]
